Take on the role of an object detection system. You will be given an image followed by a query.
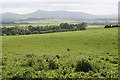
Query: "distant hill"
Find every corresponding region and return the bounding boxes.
[23,10,95,19]
[2,12,20,18]
[1,10,117,22]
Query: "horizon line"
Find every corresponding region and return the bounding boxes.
[1,9,118,16]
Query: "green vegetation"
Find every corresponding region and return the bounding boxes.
[2,27,118,78]
[104,25,120,28]
[2,22,87,36]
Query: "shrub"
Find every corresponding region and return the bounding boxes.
[110,60,118,64]
[75,59,93,72]
[21,58,35,67]
[48,59,58,70]
[25,53,35,58]
[56,55,60,59]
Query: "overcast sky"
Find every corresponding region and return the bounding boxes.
[0,0,119,15]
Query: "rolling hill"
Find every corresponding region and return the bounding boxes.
[1,10,117,22]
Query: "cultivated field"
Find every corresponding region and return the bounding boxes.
[2,27,118,78]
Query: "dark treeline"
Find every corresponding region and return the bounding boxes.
[2,22,87,36]
[1,22,30,24]
[104,24,120,28]
[1,22,16,24]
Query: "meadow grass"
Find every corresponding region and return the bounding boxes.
[2,28,118,78]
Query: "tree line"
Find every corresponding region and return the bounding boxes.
[2,22,87,36]
[104,24,120,28]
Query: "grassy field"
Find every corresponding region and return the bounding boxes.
[2,27,118,78]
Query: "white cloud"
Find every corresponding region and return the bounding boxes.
[0,0,119,15]
[1,8,36,14]
[51,3,118,15]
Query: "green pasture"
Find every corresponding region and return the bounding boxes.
[2,28,118,78]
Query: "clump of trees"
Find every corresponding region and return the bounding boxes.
[104,24,120,28]
[2,22,87,36]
